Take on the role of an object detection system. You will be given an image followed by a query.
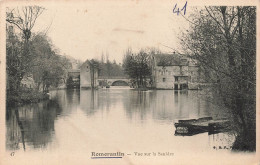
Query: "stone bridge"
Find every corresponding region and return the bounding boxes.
[97,76,130,86]
[67,68,131,88]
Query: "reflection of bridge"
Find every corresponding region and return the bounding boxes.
[97,76,130,86]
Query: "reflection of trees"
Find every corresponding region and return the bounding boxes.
[124,91,151,120]
[14,108,25,150]
[123,90,178,121]
[151,90,176,121]
[6,100,61,150]
[123,90,229,123]
[174,91,208,119]
[66,89,80,110]
[123,90,179,122]
[52,89,80,116]
[80,89,130,116]
[6,108,25,151]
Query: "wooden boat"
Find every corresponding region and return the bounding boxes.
[174,117,230,136]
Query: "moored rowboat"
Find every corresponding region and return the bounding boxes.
[174,117,230,136]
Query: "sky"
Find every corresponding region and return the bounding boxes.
[13,0,192,63]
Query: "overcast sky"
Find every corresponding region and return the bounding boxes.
[20,1,191,62]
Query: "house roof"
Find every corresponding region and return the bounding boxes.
[153,54,189,66]
[80,59,99,69]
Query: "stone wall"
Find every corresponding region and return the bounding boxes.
[80,61,98,89]
[153,65,200,89]
[154,65,189,89]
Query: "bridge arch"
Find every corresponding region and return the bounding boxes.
[111,80,129,86]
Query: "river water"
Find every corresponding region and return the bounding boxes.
[5,87,254,164]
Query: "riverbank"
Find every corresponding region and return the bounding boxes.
[7,90,49,107]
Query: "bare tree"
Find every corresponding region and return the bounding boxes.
[6,6,44,95]
[181,6,256,151]
[123,49,152,88]
[6,6,44,42]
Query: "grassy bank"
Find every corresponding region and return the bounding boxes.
[7,89,49,107]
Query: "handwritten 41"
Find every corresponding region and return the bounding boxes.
[173,1,187,15]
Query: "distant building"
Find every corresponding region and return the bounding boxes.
[151,54,201,90]
[67,69,80,89]
[80,60,99,89]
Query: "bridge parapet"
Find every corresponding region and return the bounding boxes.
[98,76,129,79]
[97,77,131,86]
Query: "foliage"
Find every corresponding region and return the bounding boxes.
[123,49,152,88]
[6,28,24,94]
[6,6,44,96]
[29,34,72,91]
[6,6,72,104]
[92,57,125,77]
[181,6,256,151]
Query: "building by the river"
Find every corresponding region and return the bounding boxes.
[80,60,99,89]
[67,69,80,88]
[151,53,201,90]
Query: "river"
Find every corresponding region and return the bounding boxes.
[5,87,254,165]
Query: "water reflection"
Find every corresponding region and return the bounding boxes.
[124,90,152,121]
[6,88,234,151]
[80,89,99,115]
[6,100,59,150]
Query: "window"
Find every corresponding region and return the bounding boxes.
[175,77,178,82]
[181,59,187,63]
[163,78,166,82]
